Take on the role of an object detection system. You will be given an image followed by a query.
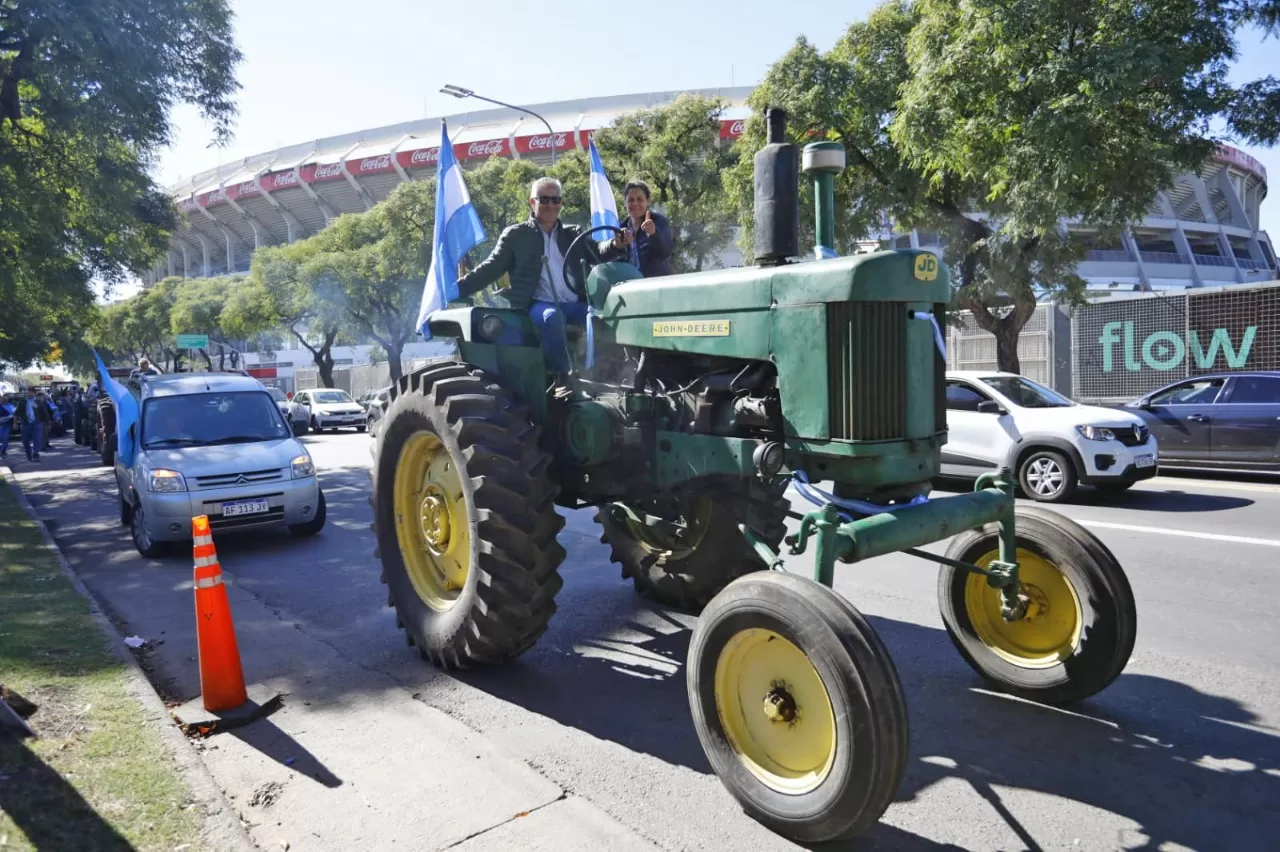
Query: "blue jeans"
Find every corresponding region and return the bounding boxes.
[0,423,10,457]
[22,422,43,460]
[529,300,588,374]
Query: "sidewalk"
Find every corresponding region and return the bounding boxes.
[3,448,662,851]
[0,469,252,852]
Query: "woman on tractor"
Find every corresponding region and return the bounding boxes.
[602,179,674,278]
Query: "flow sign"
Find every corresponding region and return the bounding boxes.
[176,334,209,349]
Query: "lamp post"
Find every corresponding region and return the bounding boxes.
[439,84,557,165]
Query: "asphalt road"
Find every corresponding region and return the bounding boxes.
[11,432,1280,852]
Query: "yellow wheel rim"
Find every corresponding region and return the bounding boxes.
[713,628,837,794]
[623,495,713,559]
[964,548,1083,667]
[392,432,471,610]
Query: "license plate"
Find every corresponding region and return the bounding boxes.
[1135,454,1155,469]
[222,498,269,517]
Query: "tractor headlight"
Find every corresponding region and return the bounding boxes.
[149,469,187,492]
[1076,425,1116,442]
[291,454,315,479]
[479,314,505,341]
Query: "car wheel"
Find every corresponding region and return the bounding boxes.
[311,416,323,434]
[1017,449,1078,503]
[119,494,133,526]
[293,419,310,436]
[130,502,172,558]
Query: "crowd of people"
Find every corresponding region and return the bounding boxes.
[0,383,101,464]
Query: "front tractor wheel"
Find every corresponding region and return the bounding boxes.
[688,571,909,844]
[371,361,566,669]
[937,506,1137,705]
[595,482,789,613]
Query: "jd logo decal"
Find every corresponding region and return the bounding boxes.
[913,254,938,281]
[1098,321,1256,373]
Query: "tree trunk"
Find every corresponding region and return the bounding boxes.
[993,324,1022,374]
[958,290,1037,375]
[386,340,405,384]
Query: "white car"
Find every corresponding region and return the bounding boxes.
[940,371,1159,502]
[292,388,367,433]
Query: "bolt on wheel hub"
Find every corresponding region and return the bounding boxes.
[763,685,798,724]
[420,487,451,554]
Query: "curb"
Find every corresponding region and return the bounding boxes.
[0,463,257,852]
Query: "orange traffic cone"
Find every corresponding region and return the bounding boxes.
[192,516,248,712]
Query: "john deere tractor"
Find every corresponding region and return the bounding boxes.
[370,107,1136,844]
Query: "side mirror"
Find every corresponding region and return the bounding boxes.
[1136,398,1151,410]
[976,400,1007,415]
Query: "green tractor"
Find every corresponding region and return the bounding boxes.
[370,107,1136,844]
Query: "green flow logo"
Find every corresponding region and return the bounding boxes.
[1098,321,1256,372]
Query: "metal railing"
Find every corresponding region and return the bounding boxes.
[1137,250,1185,264]
[1084,249,1132,262]
[1190,253,1237,268]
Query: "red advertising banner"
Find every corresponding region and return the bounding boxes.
[513,131,575,156]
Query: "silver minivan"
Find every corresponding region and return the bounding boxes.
[114,372,326,557]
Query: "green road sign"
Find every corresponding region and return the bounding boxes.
[176,334,209,349]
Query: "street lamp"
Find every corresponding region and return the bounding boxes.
[439,84,557,164]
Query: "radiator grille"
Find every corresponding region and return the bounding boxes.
[827,302,907,440]
[194,468,285,489]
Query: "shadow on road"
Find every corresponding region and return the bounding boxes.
[228,716,343,789]
[455,597,1277,852]
[1091,487,1253,512]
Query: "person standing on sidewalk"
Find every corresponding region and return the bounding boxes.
[17,388,51,462]
[0,395,14,459]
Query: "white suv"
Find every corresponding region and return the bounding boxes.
[940,371,1159,502]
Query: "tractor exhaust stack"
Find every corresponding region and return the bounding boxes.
[752,106,799,267]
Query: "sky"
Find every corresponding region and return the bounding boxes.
[146,0,1279,286]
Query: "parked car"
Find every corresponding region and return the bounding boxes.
[365,386,392,438]
[1116,371,1280,472]
[291,388,367,433]
[940,371,1159,502]
[267,387,309,436]
[114,372,325,557]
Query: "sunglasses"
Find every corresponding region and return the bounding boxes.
[535,195,562,205]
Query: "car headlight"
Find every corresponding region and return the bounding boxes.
[1076,425,1116,442]
[149,469,187,492]
[291,454,315,479]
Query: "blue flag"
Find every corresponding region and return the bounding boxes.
[588,138,621,233]
[93,351,140,467]
[416,121,487,338]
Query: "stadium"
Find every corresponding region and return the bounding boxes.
[155,86,1277,291]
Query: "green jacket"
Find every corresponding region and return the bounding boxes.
[456,218,612,311]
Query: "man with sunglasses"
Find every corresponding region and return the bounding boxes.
[455,177,631,382]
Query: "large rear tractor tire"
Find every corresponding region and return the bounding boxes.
[595,480,789,613]
[688,571,909,844]
[938,506,1137,705]
[371,361,565,669]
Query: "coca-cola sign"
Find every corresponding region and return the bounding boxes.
[238,180,260,196]
[312,162,344,180]
[465,139,506,158]
[204,189,227,205]
[358,155,392,172]
[527,132,567,151]
[269,170,298,189]
[720,119,746,139]
[729,120,745,135]
[407,147,440,167]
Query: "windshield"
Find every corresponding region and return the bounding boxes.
[141,391,291,448]
[267,388,286,402]
[312,390,352,404]
[980,376,1075,408]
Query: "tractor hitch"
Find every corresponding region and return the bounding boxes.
[784,471,1028,622]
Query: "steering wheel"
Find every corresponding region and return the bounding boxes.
[563,224,626,302]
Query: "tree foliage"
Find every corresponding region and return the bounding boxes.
[0,0,242,369]
[735,0,1280,372]
[594,94,738,272]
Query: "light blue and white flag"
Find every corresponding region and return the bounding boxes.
[588,138,621,233]
[93,350,140,467]
[417,120,487,338]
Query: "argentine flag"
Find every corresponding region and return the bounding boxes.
[588,138,621,232]
[417,120,487,338]
[93,350,140,467]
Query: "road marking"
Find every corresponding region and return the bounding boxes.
[1145,476,1280,495]
[1079,520,1280,548]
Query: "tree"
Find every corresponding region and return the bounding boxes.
[735,1,1280,372]
[225,243,349,387]
[169,274,247,370]
[594,94,739,272]
[0,0,242,368]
